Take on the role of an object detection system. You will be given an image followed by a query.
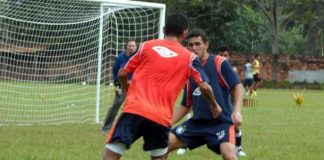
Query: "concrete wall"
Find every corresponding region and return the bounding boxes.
[288,70,324,83]
[229,54,324,83]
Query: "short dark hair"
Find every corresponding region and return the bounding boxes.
[186,28,209,43]
[217,46,230,53]
[164,13,188,37]
[255,54,260,58]
[127,37,136,43]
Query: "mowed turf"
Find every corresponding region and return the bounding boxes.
[0,89,323,160]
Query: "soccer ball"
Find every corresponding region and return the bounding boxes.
[82,81,87,86]
[176,148,186,155]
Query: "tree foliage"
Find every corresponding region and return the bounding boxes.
[147,0,323,56]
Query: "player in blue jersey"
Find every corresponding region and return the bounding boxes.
[102,38,137,132]
[163,29,244,160]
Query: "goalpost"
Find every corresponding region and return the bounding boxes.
[0,0,166,125]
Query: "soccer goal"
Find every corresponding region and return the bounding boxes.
[0,0,165,125]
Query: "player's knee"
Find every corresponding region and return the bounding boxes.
[222,153,237,160]
[105,142,127,155]
[148,148,168,157]
[220,143,237,160]
[167,133,185,153]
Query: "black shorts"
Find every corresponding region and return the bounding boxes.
[253,73,261,82]
[106,113,170,151]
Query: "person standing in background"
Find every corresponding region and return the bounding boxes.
[250,54,261,97]
[243,58,253,96]
[102,38,137,132]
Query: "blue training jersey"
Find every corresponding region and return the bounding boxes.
[181,54,241,123]
[112,52,133,84]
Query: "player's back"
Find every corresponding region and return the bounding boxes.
[252,59,260,74]
[123,39,197,127]
[244,62,253,79]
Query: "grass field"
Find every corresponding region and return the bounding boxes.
[0,81,113,125]
[0,89,324,160]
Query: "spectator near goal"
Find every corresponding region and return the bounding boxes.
[102,38,137,132]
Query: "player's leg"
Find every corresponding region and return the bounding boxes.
[235,127,242,147]
[206,123,237,160]
[235,127,246,157]
[161,133,187,160]
[244,79,249,96]
[220,142,237,160]
[140,117,171,160]
[102,87,125,132]
[176,112,192,155]
[254,73,262,91]
[250,74,258,96]
[103,113,142,160]
[245,78,253,96]
[103,143,124,160]
[169,133,187,153]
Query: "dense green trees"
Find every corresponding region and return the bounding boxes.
[147,0,324,56]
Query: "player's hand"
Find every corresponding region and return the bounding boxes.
[115,86,123,96]
[211,103,222,118]
[121,81,130,94]
[231,111,243,127]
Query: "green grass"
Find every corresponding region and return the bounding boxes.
[0,89,324,159]
[0,81,113,125]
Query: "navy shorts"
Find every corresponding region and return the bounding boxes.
[106,113,170,151]
[244,78,253,87]
[171,119,235,154]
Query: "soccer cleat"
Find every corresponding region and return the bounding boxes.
[236,147,246,157]
[176,148,186,155]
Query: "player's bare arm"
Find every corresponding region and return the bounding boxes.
[197,81,222,118]
[118,68,130,94]
[231,83,244,127]
[172,105,190,125]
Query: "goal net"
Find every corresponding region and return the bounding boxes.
[0,0,165,125]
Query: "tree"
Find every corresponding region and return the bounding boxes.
[289,0,324,55]
[253,0,295,81]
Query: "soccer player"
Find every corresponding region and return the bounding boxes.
[243,58,253,96]
[218,47,246,157]
[103,14,222,160]
[163,29,244,160]
[250,54,261,96]
[102,38,137,132]
[217,46,238,73]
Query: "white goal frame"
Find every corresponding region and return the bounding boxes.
[94,0,166,123]
[0,0,166,125]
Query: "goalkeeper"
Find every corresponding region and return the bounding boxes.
[102,38,137,132]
